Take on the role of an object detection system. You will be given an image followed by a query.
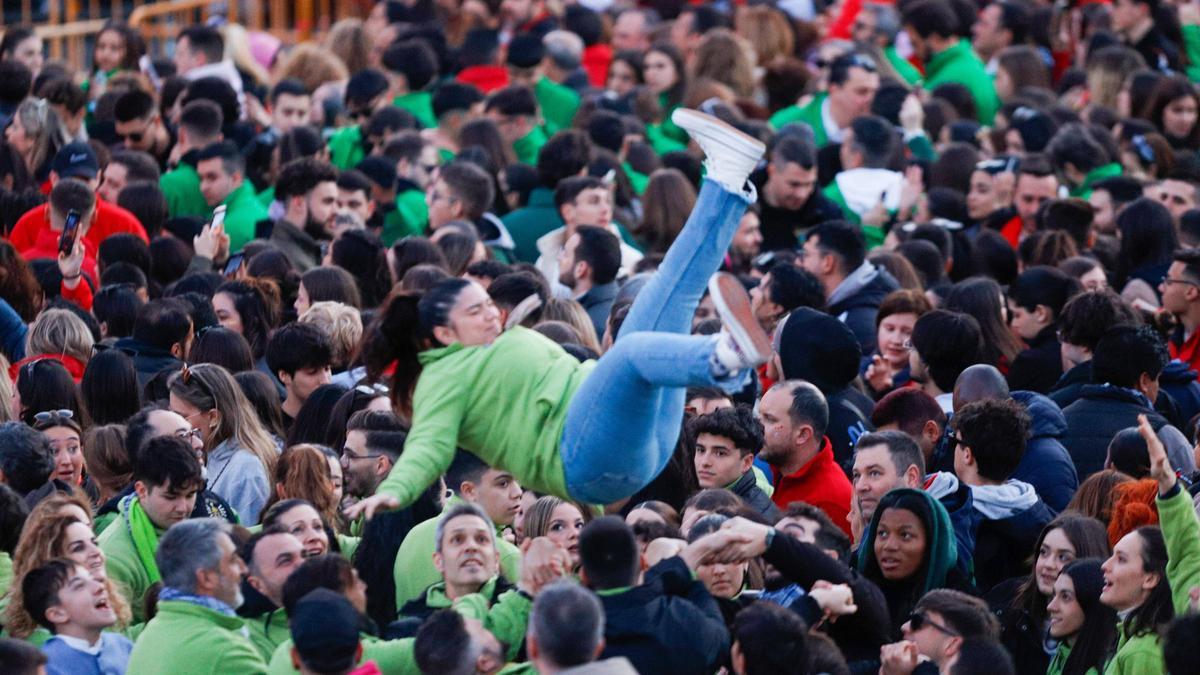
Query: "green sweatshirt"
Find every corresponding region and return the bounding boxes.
[245,607,289,662]
[220,181,270,253]
[1103,486,1200,675]
[160,161,211,220]
[513,125,549,166]
[97,513,166,625]
[375,327,595,509]
[394,91,437,129]
[329,126,366,170]
[885,46,923,86]
[1071,162,1123,200]
[923,39,999,125]
[1047,641,1099,675]
[382,188,430,246]
[393,497,522,610]
[126,600,268,674]
[451,582,533,662]
[768,93,828,144]
[534,76,580,134]
[267,632,418,674]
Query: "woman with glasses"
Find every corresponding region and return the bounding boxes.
[988,515,1110,675]
[167,363,276,524]
[856,488,975,640]
[1045,558,1116,675]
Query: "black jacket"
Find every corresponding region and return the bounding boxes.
[1007,326,1063,395]
[752,169,844,251]
[764,531,891,668]
[728,470,781,522]
[1048,361,1091,410]
[1010,391,1078,513]
[113,336,183,389]
[827,267,899,354]
[1061,384,1171,480]
[972,490,1055,593]
[986,577,1053,675]
[827,386,876,470]
[597,556,729,675]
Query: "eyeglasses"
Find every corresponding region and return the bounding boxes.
[174,427,203,442]
[341,447,384,462]
[33,409,73,423]
[1162,275,1200,288]
[946,434,966,453]
[907,612,959,637]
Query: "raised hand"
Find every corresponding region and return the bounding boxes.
[1139,413,1177,494]
[865,354,895,393]
[57,237,85,289]
[879,641,921,675]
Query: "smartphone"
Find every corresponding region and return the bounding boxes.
[211,205,227,231]
[58,210,81,256]
[223,252,245,278]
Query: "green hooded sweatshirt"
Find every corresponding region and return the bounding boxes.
[513,125,549,166]
[1102,484,1200,674]
[1071,162,1123,200]
[382,188,430,246]
[220,180,270,253]
[375,327,596,509]
[126,600,268,674]
[392,496,522,610]
[97,500,167,625]
[329,126,366,170]
[160,158,211,220]
[923,39,999,125]
[394,91,437,129]
[534,76,581,135]
[768,93,828,144]
[244,608,288,662]
[856,488,958,631]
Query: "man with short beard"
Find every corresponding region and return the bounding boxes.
[270,158,339,272]
[238,528,305,660]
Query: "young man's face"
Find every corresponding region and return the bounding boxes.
[901,609,958,666]
[337,187,375,224]
[49,565,118,632]
[563,187,612,228]
[341,430,391,498]
[305,181,340,236]
[1153,179,1197,223]
[271,93,312,134]
[197,157,239,207]
[283,365,333,405]
[426,178,462,230]
[1013,173,1059,228]
[1007,301,1046,341]
[693,432,753,488]
[465,469,523,528]
[766,161,817,211]
[97,162,128,203]
[135,480,199,529]
[434,514,499,592]
[828,67,879,120]
[115,114,160,153]
[1110,0,1143,32]
[731,212,762,259]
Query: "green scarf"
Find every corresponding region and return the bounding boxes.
[121,495,162,584]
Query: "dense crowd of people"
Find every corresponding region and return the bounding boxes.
[9,0,1200,672]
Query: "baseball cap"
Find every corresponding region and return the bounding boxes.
[52,141,99,180]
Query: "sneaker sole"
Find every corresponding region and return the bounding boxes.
[671,108,766,160]
[708,272,773,364]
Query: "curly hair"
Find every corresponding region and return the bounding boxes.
[952,398,1031,482]
[687,405,764,456]
[262,444,340,533]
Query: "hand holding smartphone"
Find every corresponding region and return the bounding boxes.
[58,210,81,257]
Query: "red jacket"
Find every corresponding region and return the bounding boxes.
[771,437,854,536]
[9,198,149,257]
[1170,325,1200,380]
[10,353,87,384]
[582,44,612,88]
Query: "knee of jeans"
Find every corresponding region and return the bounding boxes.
[567,471,647,506]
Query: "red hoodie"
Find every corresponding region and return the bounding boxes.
[770,437,854,536]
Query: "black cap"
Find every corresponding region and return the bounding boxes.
[51,141,99,180]
[506,33,545,69]
[356,156,398,191]
[775,307,862,394]
[289,589,362,673]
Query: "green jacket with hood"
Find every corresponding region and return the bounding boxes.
[126,600,268,674]
[374,327,595,509]
[392,495,522,610]
[97,498,166,625]
[923,39,999,124]
[1104,484,1200,674]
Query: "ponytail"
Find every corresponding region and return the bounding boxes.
[363,292,426,418]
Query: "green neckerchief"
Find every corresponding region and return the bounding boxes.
[122,494,162,584]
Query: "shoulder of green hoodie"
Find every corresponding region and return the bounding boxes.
[534,77,580,134]
[1105,624,1164,675]
[923,40,999,124]
[160,163,212,220]
[127,600,267,675]
[768,94,827,145]
[329,126,365,171]
[97,514,152,625]
[393,500,523,611]
[223,181,270,253]
[373,327,591,508]
[267,633,419,675]
[453,586,532,662]
[244,608,289,661]
[1157,484,1200,613]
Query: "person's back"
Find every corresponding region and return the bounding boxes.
[1008,390,1078,512]
[581,517,728,675]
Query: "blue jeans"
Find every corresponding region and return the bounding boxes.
[561,179,753,504]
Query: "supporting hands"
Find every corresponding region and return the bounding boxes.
[809,580,857,619]
[518,536,570,596]
[343,493,400,522]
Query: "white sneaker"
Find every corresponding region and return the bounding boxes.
[671,108,766,194]
[708,272,773,373]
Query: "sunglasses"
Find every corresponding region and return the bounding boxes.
[907,612,959,636]
[34,409,74,423]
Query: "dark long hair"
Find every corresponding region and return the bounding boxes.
[1141,75,1200,150]
[352,485,442,627]
[1120,526,1173,640]
[1058,558,1117,675]
[285,384,349,447]
[189,326,255,374]
[1013,514,1111,627]
[17,359,90,428]
[362,279,470,417]
[215,279,282,360]
[92,21,145,74]
[942,277,1023,365]
[80,349,140,426]
[1116,199,1177,286]
[330,230,390,308]
[646,43,687,108]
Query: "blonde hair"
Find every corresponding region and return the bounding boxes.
[1087,47,1146,111]
[6,499,132,637]
[325,19,371,76]
[736,6,795,68]
[273,43,350,92]
[691,28,757,98]
[167,363,278,477]
[26,308,94,365]
[299,301,363,370]
[541,298,601,353]
[13,99,70,176]
[221,23,271,88]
